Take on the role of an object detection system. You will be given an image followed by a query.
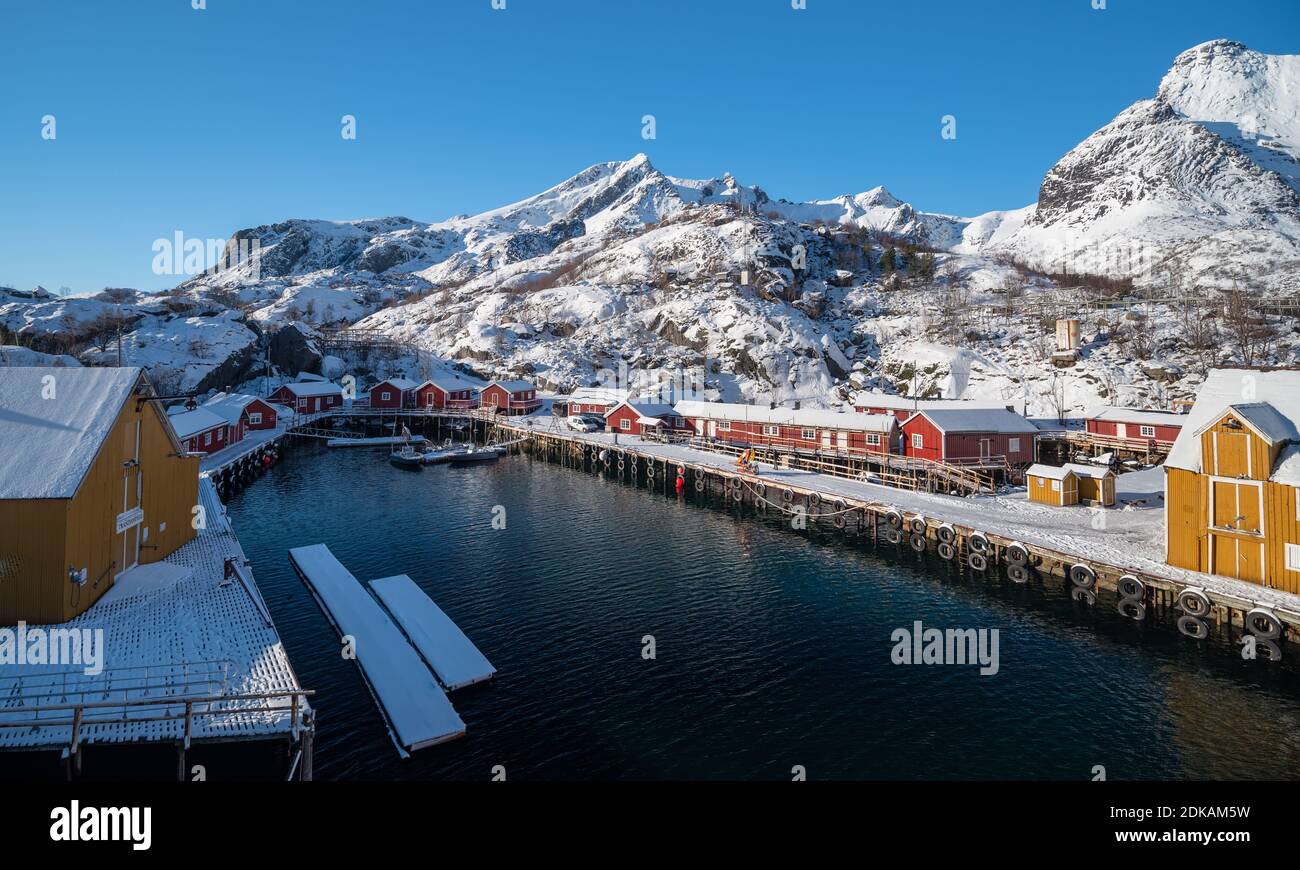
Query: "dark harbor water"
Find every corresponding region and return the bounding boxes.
[221,445,1300,781]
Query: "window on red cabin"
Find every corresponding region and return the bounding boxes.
[866,433,881,446]
[1140,425,1155,437]
[204,432,212,447]
[248,412,262,425]
[1009,437,1020,453]
[620,418,631,430]
[912,433,923,449]
[381,391,391,401]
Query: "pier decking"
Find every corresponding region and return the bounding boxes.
[288,545,465,754]
[0,477,312,773]
[369,575,495,691]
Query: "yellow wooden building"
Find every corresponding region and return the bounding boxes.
[0,367,199,624]
[1164,369,1300,593]
[1026,463,1116,507]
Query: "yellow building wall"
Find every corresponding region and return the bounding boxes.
[1263,482,1300,595]
[0,388,199,626]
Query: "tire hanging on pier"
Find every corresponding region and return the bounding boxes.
[884,528,902,545]
[1005,542,1030,567]
[754,482,766,498]
[694,478,704,492]
[967,531,990,555]
[1252,638,1284,662]
[967,552,988,573]
[1117,574,1146,602]
[1006,564,1029,584]
[808,491,821,508]
[1177,615,1210,640]
[782,488,795,504]
[936,524,956,545]
[1245,608,1283,641]
[833,514,846,530]
[1070,587,1096,606]
[1069,564,1096,590]
[884,509,903,530]
[1177,587,1211,618]
[909,515,927,535]
[1117,598,1147,621]
[937,542,956,561]
[909,534,927,552]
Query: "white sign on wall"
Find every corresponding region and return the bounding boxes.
[116,507,144,534]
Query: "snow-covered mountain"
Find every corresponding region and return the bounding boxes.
[974,40,1300,291]
[5,40,1298,414]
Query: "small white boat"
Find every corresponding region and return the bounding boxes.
[447,444,503,466]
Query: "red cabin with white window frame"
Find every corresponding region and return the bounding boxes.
[567,387,630,417]
[605,400,692,437]
[481,380,541,415]
[854,392,1017,422]
[268,380,344,415]
[900,408,1038,465]
[1084,407,1184,446]
[369,378,421,410]
[673,401,898,456]
[201,393,279,446]
[413,378,478,410]
[168,407,232,455]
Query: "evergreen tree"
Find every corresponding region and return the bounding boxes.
[880,247,897,275]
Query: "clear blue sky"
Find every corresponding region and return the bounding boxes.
[3,0,1297,294]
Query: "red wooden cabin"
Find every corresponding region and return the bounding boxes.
[900,408,1038,465]
[481,380,541,415]
[674,401,898,456]
[414,378,478,409]
[268,380,344,415]
[606,400,691,437]
[1085,407,1184,446]
[369,378,421,410]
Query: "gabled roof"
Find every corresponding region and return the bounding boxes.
[276,380,343,398]
[1062,462,1115,480]
[1088,407,1188,427]
[373,377,420,392]
[608,399,679,423]
[1167,369,1300,474]
[489,379,535,393]
[1026,463,1075,481]
[853,391,1011,413]
[903,408,1039,434]
[169,407,228,439]
[569,386,630,404]
[673,400,898,432]
[418,377,473,393]
[0,366,143,500]
[202,392,271,424]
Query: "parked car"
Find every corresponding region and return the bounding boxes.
[567,415,598,432]
[580,413,607,430]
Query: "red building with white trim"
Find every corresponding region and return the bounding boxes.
[481,380,541,415]
[854,392,1015,422]
[1084,407,1184,446]
[567,387,629,416]
[900,408,1038,465]
[605,400,691,437]
[414,378,478,409]
[674,401,898,456]
[169,407,231,455]
[268,380,344,415]
[369,378,421,409]
[202,393,279,445]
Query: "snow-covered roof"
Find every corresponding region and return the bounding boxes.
[1273,444,1300,486]
[0,366,143,500]
[1166,369,1300,475]
[673,401,898,432]
[905,408,1039,434]
[490,379,535,393]
[202,392,268,424]
[374,377,420,392]
[853,392,1012,413]
[611,400,680,423]
[278,380,342,397]
[1207,402,1300,444]
[569,386,630,404]
[1089,407,1188,427]
[1063,462,1115,480]
[1026,463,1074,481]
[420,377,472,393]
[168,407,228,439]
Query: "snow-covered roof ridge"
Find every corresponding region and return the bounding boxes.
[1165,368,1300,475]
[0,366,144,500]
[279,380,342,397]
[202,392,268,424]
[674,400,898,432]
[907,408,1040,434]
[490,379,535,392]
[168,407,228,439]
[1089,406,1189,426]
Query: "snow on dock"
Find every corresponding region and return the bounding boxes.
[326,435,429,448]
[287,545,464,754]
[0,477,308,751]
[369,575,495,691]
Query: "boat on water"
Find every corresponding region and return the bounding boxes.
[447,444,504,466]
[389,446,425,469]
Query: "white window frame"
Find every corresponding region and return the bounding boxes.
[1139,425,1155,438]
[801,427,815,440]
[204,432,212,447]
[1286,543,1300,572]
[381,391,392,401]
[1009,437,1020,453]
[865,433,881,446]
[297,398,307,409]
[763,424,780,436]
[248,412,262,425]
[718,421,730,432]
[620,418,631,431]
[1051,480,1060,492]
[911,433,923,449]
[1206,475,1265,536]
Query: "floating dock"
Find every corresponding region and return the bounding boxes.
[326,434,429,448]
[369,575,496,690]
[288,544,464,754]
